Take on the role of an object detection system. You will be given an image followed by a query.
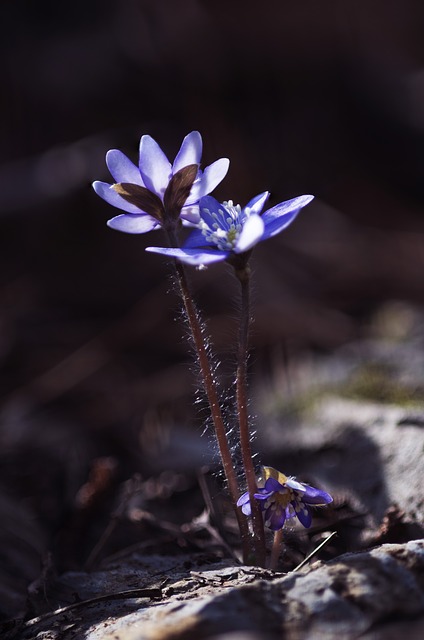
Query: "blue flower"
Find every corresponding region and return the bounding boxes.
[92,131,229,234]
[146,192,313,265]
[237,467,333,530]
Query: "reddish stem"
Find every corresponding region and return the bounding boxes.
[235,265,267,567]
[165,226,251,561]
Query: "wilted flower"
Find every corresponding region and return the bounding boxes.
[237,466,332,530]
[92,131,229,234]
[146,192,313,265]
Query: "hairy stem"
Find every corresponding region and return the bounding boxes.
[235,265,267,567]
[165,226,251,561]
[269,528,283,571]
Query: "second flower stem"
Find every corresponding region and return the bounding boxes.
[235,265,267,567]
[166,227,251,561]
[269,529,283,571]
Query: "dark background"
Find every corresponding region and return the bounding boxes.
[1,0,424,610]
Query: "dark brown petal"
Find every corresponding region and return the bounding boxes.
[113,183,164,222]
[163,164,198,221]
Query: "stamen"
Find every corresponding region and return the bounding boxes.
[197,198,243,251]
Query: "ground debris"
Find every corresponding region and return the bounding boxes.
[4,540,423,640]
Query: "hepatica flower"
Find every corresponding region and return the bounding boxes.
[92,131,229,234]
[237,466,333,530]
[146,192,314,265]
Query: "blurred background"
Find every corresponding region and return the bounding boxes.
[1,0,424,615]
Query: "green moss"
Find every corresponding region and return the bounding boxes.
[262,388,322,422]
[262,363,424,421]
[338,364,424,406]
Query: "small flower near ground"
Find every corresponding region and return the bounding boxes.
[146,192,314,265]
[237,466,333,530]
[92,131,229,234]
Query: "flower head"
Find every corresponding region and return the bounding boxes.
[237,466,332,530]
[146,192,313,265]
[92,131,229,234]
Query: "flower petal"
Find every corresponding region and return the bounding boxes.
[261,195,314,240]
[235,214,265,253]
[295,503,312,528]
[92,181,143,214]
[265,504,286,531]
[107,214,160,234]
[172,131,202,173]
[263,477,285,493]
[106,150,144,186]
[183,228,215,249]
[241,502,252,516]
[187,158,230,203]
[236,492,250,508]
[285,478,307,493]
[284,505,297,521]
[301,485,333,505]
[245,191,270,216]
[146,246,228,266]
[180,204,201,225]
[139,135,172,198]
[198,196,230,230]
[253,487,274,501]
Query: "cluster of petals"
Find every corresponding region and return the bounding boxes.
[146,192,314,266]
[237,467,333,530]
[92,131,229,234]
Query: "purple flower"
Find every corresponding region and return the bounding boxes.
[146,192,313,265]
[92,131,229,234]
[237,467,332,530]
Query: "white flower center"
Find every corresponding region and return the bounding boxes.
[199,200,251,251]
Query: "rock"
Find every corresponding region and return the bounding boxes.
[252,328,424,556]
[297,396,424,524]
[10,539,424,640]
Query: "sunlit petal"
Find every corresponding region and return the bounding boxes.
[139,135,172,198]
[92,181,142,214]
[107,214,160,234]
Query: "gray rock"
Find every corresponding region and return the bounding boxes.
[259,395,424,527]
[15,539,424,640]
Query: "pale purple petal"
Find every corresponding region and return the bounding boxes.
[234,214,265,253]
[180,204,201,225]
[187,158,230,203]
[139,135,172,198]
[245,191,270,216]
[146,246,228,266]
[92,181,143,214]
[285,478,307,493]
[172,131,202,173]
[261,195,314,240]
[107,214,160,234]
[254,488,274,501]
[106,150,144,186]
[236,492,251,509]
[237,488,256,516]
